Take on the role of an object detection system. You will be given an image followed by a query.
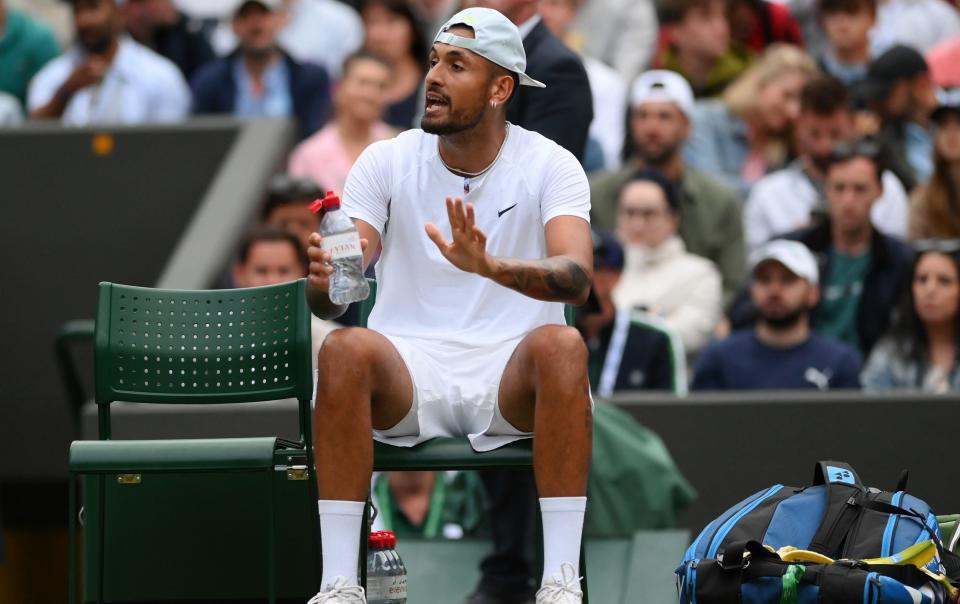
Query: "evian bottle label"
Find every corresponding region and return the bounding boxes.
[322,232,363,260]
[365,575,407,600]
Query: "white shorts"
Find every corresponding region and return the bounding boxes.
[375,333,532,452]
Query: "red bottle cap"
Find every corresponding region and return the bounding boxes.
[309,191,341,214]
[323,191,341,211]
[383,530,397,549]
[367,531,385,549]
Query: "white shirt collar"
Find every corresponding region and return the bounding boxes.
[517,14,542,39]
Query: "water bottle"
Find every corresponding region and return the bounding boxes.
[311,191,369,305]
[384,531,407,603]
[366,531,407,603]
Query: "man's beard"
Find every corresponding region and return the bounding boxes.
[242,43,275,60]
[759,306,807,330]
[421,102,486,136]
[79,29,114,55]
[637,140,680,167]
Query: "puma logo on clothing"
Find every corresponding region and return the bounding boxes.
[804,367,833,391]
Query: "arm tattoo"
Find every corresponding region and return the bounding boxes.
[490,257,591,304]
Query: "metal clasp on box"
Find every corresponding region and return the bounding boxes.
[117,473,142,485]
[286,465,309,481]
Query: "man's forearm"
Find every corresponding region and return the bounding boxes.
[306,282,347,321]
[482,256,591,305]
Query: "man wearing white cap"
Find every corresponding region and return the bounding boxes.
[590,69,745,302]
[305,7,593,604]
[692,240,862,390]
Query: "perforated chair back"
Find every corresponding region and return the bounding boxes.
[93,279,313,439]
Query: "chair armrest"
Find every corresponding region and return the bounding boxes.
[55,319,96,420]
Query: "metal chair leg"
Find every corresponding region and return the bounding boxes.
[68,473,77,604]
[267,470,276,604]
[97,474,105,604]
[359,498,371,589]
[580,539,589,603]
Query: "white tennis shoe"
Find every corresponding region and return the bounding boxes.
[535,562,583,603]
[307,577,366,603]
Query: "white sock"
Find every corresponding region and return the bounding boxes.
[540,496,587,587]
[318,500,366,591]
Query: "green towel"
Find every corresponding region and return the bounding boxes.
[585,402,697,537]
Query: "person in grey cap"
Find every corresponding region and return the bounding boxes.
[304,7,592,604]
[693,240,862,391]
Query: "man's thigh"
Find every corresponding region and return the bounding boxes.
[496,325,585,432]
[317,327,414,430]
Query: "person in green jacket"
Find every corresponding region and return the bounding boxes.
[371,471,489,540]
[0,1,60,108]
[589,70,745,304]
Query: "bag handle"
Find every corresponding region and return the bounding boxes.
[718,540,781,570]
[808,461,866,558]
[812,461,862,487]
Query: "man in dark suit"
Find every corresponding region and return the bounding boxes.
[467,2,593,603]
[189,0,331,140]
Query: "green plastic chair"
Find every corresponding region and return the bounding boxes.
[67,279,317,604]
[357,280,589,601]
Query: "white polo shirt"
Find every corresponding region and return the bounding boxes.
[342,124,591,347]
[27,37,190,126]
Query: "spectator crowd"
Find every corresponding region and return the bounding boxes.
[4,0,960,396]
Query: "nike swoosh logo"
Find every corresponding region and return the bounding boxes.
[498,203,518,218]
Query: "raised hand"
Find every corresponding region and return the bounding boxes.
[425,197,491,276]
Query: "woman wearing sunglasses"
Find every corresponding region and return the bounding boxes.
[862,241,960,392]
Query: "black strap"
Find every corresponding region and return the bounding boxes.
[809,491,864,557]
[857,499,944,551]
[718,540,781,570]
[809,563,874,604]
[809,461,866,557]
[942,550,960,584]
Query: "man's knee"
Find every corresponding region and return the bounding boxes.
[525,325,587,372]
[317,327,381,374]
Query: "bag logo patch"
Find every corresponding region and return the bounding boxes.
[827,466,855,484]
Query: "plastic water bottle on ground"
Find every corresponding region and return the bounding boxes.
[311,191,369,305]
[366,531,407,603]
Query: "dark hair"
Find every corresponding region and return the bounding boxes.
[618,168,681,213]
[826,137,886,185]
[801,75,852,116]
[659,0,724,25]
[342,49,393,78]
[816,0,876,17]
[922,111,960,237]
[259,174,323,222]
[236,226,309,272]
[359,0,430,74]
[887,244,960,364]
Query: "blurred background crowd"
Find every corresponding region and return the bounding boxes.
[4,0,960,397]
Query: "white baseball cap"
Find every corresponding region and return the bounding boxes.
[434,8,546,89]
[750,240,819,285]
[630,70,695,119]
[233,0,281,14]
